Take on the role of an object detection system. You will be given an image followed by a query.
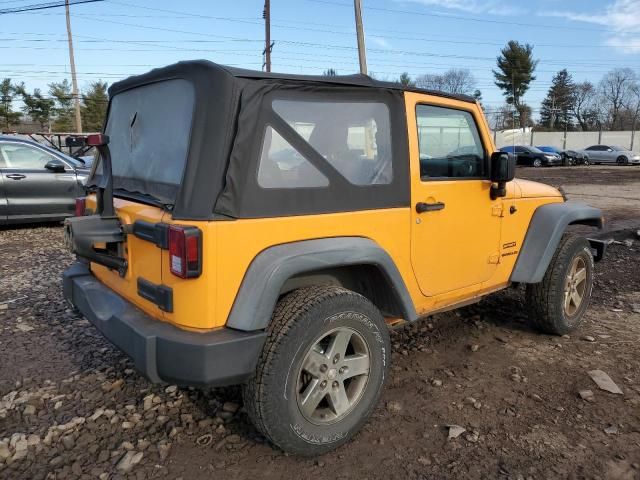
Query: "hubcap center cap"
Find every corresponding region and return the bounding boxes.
[327,368,338,380]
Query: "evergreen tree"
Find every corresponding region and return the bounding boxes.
[81,81,108,132]
[493,41,538,127]
[323,68,338,76]
[0,78,22,130]
[540,69,575,130]
[398,72,414,86]
[16,85,55,131]
[48,79,75,132]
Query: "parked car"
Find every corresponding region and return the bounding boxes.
[580,145,640,165]
[0,135,91,225]
[64,60,605,456]
[499,145,561,167]
[536,146,587,165]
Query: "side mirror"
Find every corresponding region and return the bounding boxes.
[45,159,66,173]
[490,152,515,199]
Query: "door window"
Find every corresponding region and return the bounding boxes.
[0,144,56,169]
[416,105,486,180]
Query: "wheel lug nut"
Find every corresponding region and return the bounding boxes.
[332,381,339,389]
[320,364,328,373]
[339,366,347,374]
[320,380,327,388]
[333,354,340,364]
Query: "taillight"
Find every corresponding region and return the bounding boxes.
[168,225,202,278]
[75,197,86,216]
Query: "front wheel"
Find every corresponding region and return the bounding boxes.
[617,156,629,166]
[526,236,594,335]
[533,158,542,168]
[243,286,390,456]
[583,157,590,166]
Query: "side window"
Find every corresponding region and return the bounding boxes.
[0,144,56,170]
[416,105,486,180]
[272,99,393,186]
[514,146,524,153]
[257,126,329,189]
[585,146,598,151]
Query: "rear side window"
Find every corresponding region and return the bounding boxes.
[416,105,486,180]
[257,126,329,188]
[270,99,393,186]
[96,79,195,202]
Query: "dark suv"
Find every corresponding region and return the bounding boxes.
[0,136,91,225]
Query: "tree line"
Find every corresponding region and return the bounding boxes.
[330,40,640,133]
[0,79,108,133]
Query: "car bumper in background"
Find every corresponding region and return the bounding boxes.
[63,262,266,387]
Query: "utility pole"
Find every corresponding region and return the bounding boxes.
[353,0,367,75]
[65,0,82,133]
[263,0,272,72]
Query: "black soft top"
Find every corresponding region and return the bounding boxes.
[109,60,476,104]
[104,61,470,220]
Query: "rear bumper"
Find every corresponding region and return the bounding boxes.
[63,262,266,387]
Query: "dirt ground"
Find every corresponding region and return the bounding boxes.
[0,165,639,480]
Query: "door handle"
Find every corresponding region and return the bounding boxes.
[416,201,445,213]
[6,174,26,180]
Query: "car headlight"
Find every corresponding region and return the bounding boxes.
[544,154,556,160]
[633,155,640,160]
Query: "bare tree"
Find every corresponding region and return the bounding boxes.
[598,68,637,130]
[571,81,597,131]
[625,82,640,149]
[415,68,477,95]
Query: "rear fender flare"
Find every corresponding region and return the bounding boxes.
[510,201,603,284]
[225,237,418,331]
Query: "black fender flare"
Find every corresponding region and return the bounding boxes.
[225,237,418,331]
[510,201,603,284]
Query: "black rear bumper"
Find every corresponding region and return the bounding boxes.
[63,262,266,387]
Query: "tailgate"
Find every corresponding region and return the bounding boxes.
[89,196,167,320]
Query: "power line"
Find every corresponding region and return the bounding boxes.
[304,0,629,34]
[0,0,102,14]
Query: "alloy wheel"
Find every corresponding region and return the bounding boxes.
[296,327,371,425]
[564,256,587,316]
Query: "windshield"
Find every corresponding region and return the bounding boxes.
[528,146,544,153]
[537,146,556,153]
[612,146,627,151]
[91,79,195,204]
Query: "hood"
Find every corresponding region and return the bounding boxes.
[514,179,563,199]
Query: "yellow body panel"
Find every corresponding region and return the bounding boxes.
[87,92,564,332]
[87,196,166,320]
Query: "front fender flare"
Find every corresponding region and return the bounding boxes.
[225,237,418,331]
[510,201,603,284]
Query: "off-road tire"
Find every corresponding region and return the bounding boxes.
[525,235,594,335]
[242,286,390,456]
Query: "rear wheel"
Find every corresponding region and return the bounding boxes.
[526,236,594,335]
[243,286,390,456]
[583,157,590,166]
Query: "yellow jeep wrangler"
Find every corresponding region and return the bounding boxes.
[63,61,605,456]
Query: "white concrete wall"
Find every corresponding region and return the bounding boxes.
[493,130,639,152]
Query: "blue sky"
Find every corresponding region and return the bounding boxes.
[3,0,640,119]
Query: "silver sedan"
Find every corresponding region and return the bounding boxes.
[580,145,640,165]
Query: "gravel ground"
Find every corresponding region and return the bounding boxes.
[1,166,639,480]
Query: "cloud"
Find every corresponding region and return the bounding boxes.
[370,36,392,49]
[396,0,526,16]
[541,0,640,53]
